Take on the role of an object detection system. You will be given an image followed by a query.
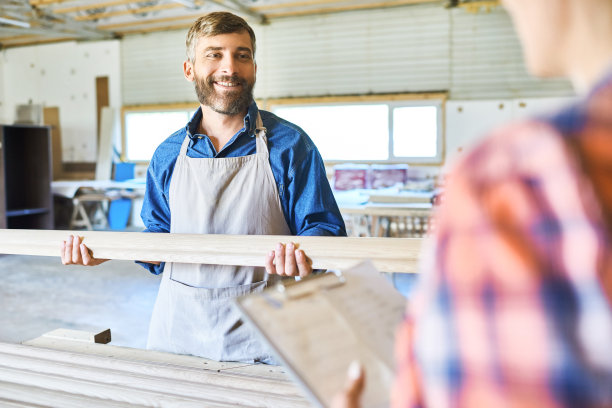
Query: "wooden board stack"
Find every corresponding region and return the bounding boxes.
[0,331,309,407]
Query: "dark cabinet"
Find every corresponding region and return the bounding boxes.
[0,125,53,229]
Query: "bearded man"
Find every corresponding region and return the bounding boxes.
[62,11,346,363]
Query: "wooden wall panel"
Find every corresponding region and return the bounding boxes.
[43,107,64,181]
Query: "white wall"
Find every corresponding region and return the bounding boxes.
[445,96,575,166]
[256,5,450,98]
[121,5,573,104]
[0,40,121,162]
[0,4,577,166]
[121,30,193,106]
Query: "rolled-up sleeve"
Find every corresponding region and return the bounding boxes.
[136,156,171,275]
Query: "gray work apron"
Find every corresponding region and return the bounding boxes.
[146,113,291,362]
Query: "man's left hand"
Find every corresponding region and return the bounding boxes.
[265,242,312,277]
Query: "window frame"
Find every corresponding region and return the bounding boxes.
[121,94,447,165]
[121,103,198,164]
[263,92,447,165]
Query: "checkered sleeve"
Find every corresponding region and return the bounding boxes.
[393,121,612,407]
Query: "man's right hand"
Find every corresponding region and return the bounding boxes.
[61,234,109,266]
[331,361,365,408]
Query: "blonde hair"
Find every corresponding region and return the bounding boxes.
[186,12,256,63]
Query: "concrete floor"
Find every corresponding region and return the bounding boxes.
[0,254,160,348]
[0,250,418,352]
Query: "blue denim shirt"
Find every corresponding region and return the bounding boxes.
[138,101,346,274]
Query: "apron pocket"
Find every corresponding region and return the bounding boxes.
[168,277,268,300]
[159,278,269,361]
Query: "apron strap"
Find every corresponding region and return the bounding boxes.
[254,112,270,158]
[179,133,191,157]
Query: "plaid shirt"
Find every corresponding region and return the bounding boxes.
[393,73,612,407]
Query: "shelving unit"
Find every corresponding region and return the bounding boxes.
[0,125,53,229]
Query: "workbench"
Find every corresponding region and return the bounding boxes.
[334,188,435,237]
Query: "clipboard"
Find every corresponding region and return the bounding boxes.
[235,260,407,408]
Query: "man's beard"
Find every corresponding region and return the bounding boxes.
[194,72,254,116]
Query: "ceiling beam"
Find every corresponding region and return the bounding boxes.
[2,0,116,39]
[253,0,439,10]
[171,0,196,7]
[115,20,193,35]
[53,0,202,14]
[0,35,75,47]
[0,24,74,37]
[0,13,114,39]
[29,0,76,6]
[263,0,442,18]
[97,12,200,30]
[253,0,359,11]
[73,2,183,21]
[457,0,500,12]
[0,33,35,40]
[207,0,267,23]
[53,0,161,14]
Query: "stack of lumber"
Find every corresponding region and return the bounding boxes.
[0,332,309,407]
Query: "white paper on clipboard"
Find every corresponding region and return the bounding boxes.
[235,260,408,408]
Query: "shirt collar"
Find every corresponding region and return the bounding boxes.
[186,100,259,140]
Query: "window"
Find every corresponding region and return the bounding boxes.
[122,95,445,163]
[393,105,439,158]
[123,106,196,162]
[269,94,445,163]
[273,104,389,160]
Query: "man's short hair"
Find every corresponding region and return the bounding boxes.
[186,12,256,63]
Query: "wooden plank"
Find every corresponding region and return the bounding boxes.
[367,193,433,204]
[7,342,300,394]
[122,103,199,112]
[0,229,421,273]
[96,106,115,180]
[2,344,294,392]
[266,92,447,108]
[43,107,63,180]
[0,366,233,407]
[62,162,96,180]
[24,336,291,380]
[42,328,111,344]
[96,76,110,152]
[0,342,309,407]
[340,204,431,217]
[0,381,136,408]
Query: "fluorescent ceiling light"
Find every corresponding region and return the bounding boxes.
[0,16,30,28]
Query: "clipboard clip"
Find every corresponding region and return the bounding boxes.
[259,272,346,309]
[274,272,346,301]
